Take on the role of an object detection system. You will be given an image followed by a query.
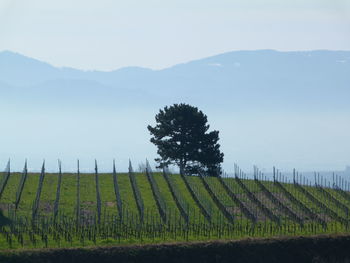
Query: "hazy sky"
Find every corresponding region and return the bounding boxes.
[1,106,349,173]
[1,1,350,173]
[1,0,350,70]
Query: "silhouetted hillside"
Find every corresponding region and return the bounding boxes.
[1,50,349,111]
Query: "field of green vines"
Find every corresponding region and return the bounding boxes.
[0,161,349,249]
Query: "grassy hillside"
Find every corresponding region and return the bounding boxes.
[0,168,349,249]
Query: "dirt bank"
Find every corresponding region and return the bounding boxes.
[1,234,350,263]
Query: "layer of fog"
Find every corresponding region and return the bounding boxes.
[0,105,349,175]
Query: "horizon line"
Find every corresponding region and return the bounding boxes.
[1,48,350,72]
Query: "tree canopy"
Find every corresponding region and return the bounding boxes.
[147,103,224,176]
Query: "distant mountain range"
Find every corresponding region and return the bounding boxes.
[1,50,349,111]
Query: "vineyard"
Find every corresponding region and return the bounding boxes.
[0,160,349,249]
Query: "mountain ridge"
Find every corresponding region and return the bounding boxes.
[0,49,349,111]
[1,49,349,74]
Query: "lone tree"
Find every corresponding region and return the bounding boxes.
[147,103,224,176]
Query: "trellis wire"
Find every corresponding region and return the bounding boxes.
[113,160,123,220]
[200,173,234,223]
[53,160,62,219]
[235,165,280,224]
[32,161,46,219]
[128,160,144,222]
[0,160,11,199]
[76,160,81,225]
[95,160,102,224]
[145,160,167,223]
[218,173,257,223]
[254,166,303,226]
[15,161,28,209]
[180,171,212,222]
[162,167,190,223]
[0,160,349,249]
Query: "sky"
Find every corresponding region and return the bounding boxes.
[0,0,350,70]
[0,1,350,174]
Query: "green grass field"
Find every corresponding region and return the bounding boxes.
[0,167,349,249]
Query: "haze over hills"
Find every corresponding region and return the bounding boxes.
[0,50,349,173]
[1,49,349,111]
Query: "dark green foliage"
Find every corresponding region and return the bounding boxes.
[148,104,223,176]
[0,210,11,227]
